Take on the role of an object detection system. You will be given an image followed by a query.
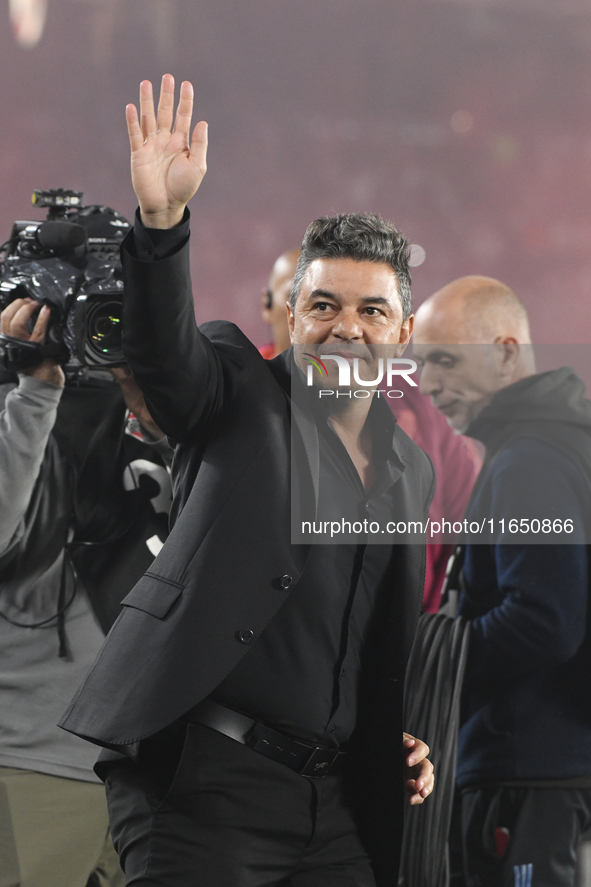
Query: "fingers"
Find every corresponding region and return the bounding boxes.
[156,73,175,133]
[126,103,143,154]
[405,759,435,805]
[0,297,28,333]
[1,298,64,386]
[1,298,49,343]
[29,306,52,343]
[190,120,208,174]
[403,733,429,768]
[409,757,434,791]
[173,79,194,140]
[405,778,434,805]
[402,732,434,805]
[129,77,202,153]
[139,79,157,140]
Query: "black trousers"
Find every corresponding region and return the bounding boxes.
[103,721,377,887]
[461,785,591,887]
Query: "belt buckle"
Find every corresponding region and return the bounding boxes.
[299,746,340,778]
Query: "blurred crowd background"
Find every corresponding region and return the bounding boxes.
[2,0,591,344]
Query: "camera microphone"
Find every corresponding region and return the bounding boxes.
[36,221,87,255]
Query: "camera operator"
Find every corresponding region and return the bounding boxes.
[0,284,170,886]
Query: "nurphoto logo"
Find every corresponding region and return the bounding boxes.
[303,354,418,398]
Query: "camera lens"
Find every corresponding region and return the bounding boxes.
[88,300,122,355]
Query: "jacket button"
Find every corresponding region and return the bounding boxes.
[280,574,293,589]
[237,629,254,643]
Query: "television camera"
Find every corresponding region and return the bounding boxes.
[0,189,130,372]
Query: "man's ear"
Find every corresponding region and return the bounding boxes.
[287,300,295,343]
[496,339,520,378]
[395,314,414,355]
[261,289,272,324]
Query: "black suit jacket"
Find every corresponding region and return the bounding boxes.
[60,235,435,882]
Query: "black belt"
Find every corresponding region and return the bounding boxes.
[184,699,346,779]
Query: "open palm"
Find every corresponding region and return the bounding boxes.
[126,75,208,228]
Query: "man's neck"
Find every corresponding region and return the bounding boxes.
[327,394,377,492]
[327,394,373,440]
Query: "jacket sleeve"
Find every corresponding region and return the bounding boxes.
[0,376,62,556]
[120,219,224,445]
[460,444,588,689]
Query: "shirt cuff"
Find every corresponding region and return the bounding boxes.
[141,434,175,467]
[131,207,190,261]
[16,372,64,403]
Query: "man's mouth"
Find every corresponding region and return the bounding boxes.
[433,399,458,415]
[329,352,364,364]
[319,347,371,363]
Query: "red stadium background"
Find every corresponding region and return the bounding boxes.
[2,0,591,345]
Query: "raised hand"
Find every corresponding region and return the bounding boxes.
[126,74,208,229]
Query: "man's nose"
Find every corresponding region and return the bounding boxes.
[331,310,362,341]
[418,364,442,396]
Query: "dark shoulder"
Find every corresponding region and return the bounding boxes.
[196,321,290,405]
[480,437,591,532]
[197,320,273,373]
[492,437,586,484]
[198,320,262,354]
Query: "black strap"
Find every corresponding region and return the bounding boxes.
[56,550,70,659]
[0,333,67,371]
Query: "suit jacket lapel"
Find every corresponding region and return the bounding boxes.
[290,397,319,517]
[269,349,320,518]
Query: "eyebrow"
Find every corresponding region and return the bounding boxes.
[360,296,392,306]
[419,349,458,361]
[307,289,393,307]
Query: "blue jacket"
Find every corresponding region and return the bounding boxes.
[457,369,591,788]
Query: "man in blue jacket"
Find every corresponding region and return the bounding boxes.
[414,276,591,887]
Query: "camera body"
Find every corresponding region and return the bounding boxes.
[0,190,130,372]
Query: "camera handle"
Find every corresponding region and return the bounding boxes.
[0,333,66,372]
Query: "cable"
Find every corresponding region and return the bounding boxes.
[398,612,471,887]
[0,432,142,630]
[0,547,77,629]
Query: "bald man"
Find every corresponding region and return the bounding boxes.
[259,249,300,359]
[414,277,591,887]
[414,276,535,434]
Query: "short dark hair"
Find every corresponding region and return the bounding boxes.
[289,212,412,319]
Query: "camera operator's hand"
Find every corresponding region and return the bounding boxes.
[0,299,64,387]
[109,365,165,440]
[126,74,208,230]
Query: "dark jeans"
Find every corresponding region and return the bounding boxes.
[103,721,376,887]
[461,786,591,887]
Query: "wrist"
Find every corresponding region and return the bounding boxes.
[139,206,186,230]
[23,360,65,388]
[137,418,166,441]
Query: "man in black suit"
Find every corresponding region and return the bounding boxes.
[60,75,435,887]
